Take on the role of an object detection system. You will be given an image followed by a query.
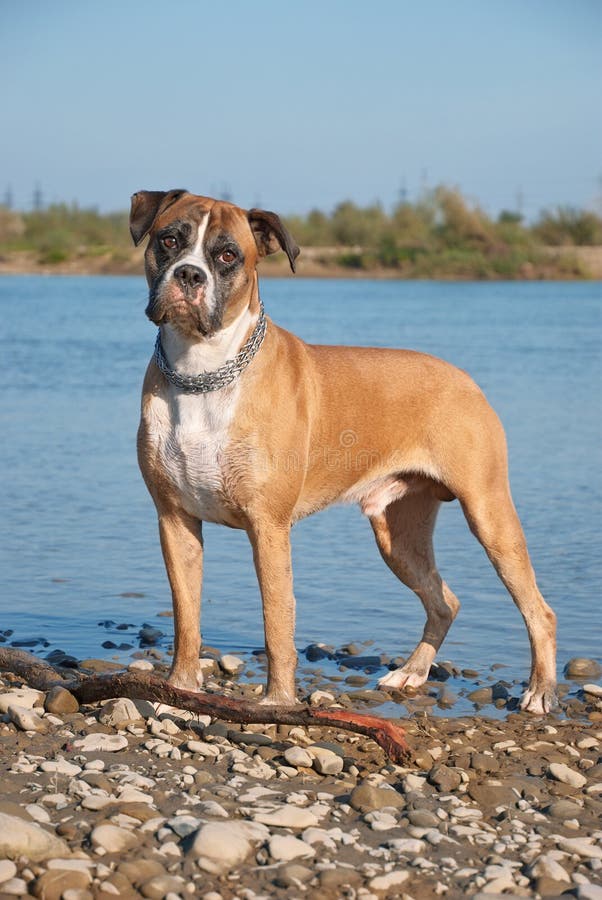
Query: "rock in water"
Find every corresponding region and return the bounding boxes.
[583,683,602,697]
[138,625,164,645]
[219,654,244,674]
[304,643,332,662]
[564,658,602,679]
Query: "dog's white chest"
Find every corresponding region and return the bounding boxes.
[147,385,239,524]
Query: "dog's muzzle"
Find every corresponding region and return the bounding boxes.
[145,266,208,324]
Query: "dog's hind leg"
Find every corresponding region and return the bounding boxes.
[371,490,460,692]
[460,486,557,714]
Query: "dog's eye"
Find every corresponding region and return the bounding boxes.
[219,249,237,264]
[161,235,178,250]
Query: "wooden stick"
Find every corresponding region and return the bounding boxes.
[0,647,412,763]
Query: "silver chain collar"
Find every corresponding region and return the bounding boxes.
[154,299,267,394]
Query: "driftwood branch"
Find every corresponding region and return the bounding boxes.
[0,648,412,763]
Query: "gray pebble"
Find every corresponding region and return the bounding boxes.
[428,764,462,792]
[274,864,314,888]
[44,686,79,715]
[228,730,273,747]
[350,782,406,813]
[203,722,229,738]
[467,687,493,704]
[319,867,362,888]
[310,740,345,758]
[138,625,164,645]
[545,798,584,820]
[564,658,602,679]
[407,808,440,828]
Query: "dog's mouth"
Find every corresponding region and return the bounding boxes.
[146,284,214,335]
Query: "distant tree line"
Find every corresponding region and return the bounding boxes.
[0,203,131,265]
[284,187,602,277]
[0,186,600,277]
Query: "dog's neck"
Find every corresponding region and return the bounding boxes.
[160,297,260,377]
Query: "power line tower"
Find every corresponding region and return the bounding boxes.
[3,186,13,209]
[33,182,43,211]
[595,174,602,215]
[398,177,408,205]
[219,182,233,203]
[515,186,525,218]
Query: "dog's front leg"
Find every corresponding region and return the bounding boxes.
[249,522,298,705]
[158,510,204,691]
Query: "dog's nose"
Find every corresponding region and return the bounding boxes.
[174,264,207,291]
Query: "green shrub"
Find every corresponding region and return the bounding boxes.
[39,247,69,264]
[533,207,602,245]
[337,251,369,269]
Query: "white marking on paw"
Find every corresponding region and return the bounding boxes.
[378,667,428,690]
[259,693,298,707]
[167,663,204,693]
[520,687,557,715]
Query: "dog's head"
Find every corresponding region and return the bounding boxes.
[130,190,299,337]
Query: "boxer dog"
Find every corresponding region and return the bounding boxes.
[130,190,557,714]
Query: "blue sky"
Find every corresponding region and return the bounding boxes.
[1,0,600,219]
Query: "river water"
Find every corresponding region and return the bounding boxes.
[1,276,600,705]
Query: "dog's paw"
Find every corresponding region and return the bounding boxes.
[520,684,557,715]
[378,666,428,692]
[258,689,299,707]
[167,663,204,693]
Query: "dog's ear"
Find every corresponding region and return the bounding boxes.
[129,189,188,246]
[248,209,300,273]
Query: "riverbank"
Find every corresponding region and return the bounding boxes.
[1,635,601,899]
[0,245,600,280]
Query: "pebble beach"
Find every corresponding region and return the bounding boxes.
[1,630,601,900]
